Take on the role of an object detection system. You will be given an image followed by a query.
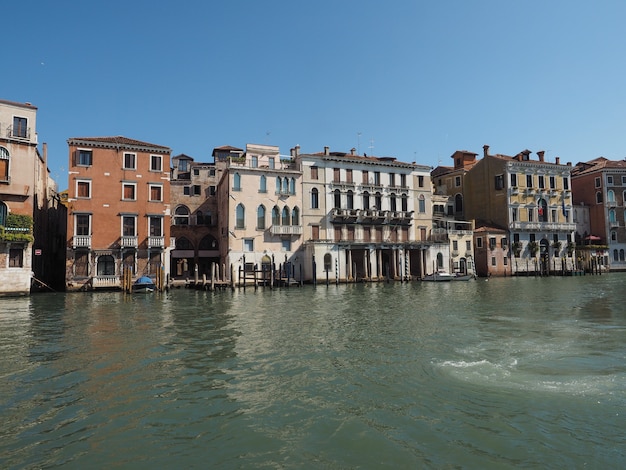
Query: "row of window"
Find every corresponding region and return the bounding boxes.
[75,180,164,202]
[76,150,164,172]
[173,206,213,226]
[596,190,626,205]
[235,204,300,230]
[597,175,626,187]
[232,173,297,195]
[312,167,424,188]
[74,214,164,237]
[507,174,570,190]
[310,188,427,212]
[511,202,570,223]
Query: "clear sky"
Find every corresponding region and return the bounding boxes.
[5,0,626,189]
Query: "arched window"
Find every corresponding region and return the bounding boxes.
[233,172,241,191]
[347,190,354,210]
[334,189,341,209]
[289,177,296,195]
[311,188,319,209]
[363,191,370,209]
[97,255,115,276]
[418,195,426,213]
[0,201,7,226]
[259,175,267,193]
[390,193,397,212]
[609,209,616,223]
[174,205,190,225]
[596,191,603,204]
[323,253,332,272]
[536,198,546,221]
[0,146,9,182]
[436,252,444,269]
[614,249,619,262]
[176,237,192,250]
[196,210,203,225]
[375,192,382,210]
[199,235,217,250]
[235,203,245,229]
[204,210,212,226]
[401,194,408,212]
[607,190,615,203]
[282,177,289,194]
[257,205,266,229]
[272,206,280,226]
[621,249,625,261]
[276,177,281,194]
[455,193,463,213]
[281,206,290,225]
[292,206,300,226]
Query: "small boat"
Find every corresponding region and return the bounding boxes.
[132,276,157,292]
[422,270,455,282]
[451,273,475,281]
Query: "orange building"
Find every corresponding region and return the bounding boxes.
[65,136,171,290]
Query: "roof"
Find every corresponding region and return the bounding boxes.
[571,157,626,177]
[303,148,427,170]
[0,99,38,110]
[474,223,507,234]
[67,136,170,153]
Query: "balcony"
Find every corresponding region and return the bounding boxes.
[510,221,576,231]
[121,236,138,248]
[6,125,32,141]
[270,225,303,236]
[92,275,120,289]
[148,236,165,248]
[73,235,91,249]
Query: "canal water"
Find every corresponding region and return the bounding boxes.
[1,275,625,469]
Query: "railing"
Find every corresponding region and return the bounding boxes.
[270,225,303,235]
[73,235,91,248]
[148,236,165,248]
[510,221,576,231]
[121,236,138,248]
[92,275,120,289]
[6,126,31,140]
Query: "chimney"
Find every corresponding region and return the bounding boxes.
[537,151,545,162]
[324,146,329,156]
[483,145,489,157]
[350,148,356,156]
[555,156,560,165]
[295,144,300,157]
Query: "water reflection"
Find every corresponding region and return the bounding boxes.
[1,276,626,468]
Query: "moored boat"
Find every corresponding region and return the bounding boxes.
[132,276,157,292]
[422,270,455,282]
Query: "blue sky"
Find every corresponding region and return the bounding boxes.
[5,1,626,189]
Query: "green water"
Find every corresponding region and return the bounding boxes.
[1,275,625,469]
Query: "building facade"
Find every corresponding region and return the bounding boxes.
[65,136,171,290]
[571,157,626,271]
[438,145,576,276]
[0,99,64,295]
[170,153,222,281]
[215,144,303,284]
[297,146,433,283]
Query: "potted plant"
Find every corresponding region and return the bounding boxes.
[552,240,562,256]
[512,241,522,258]
[527,240,539,258]
[566,241,575,257]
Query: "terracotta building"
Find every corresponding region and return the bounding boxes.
[65,136,171,290]
[571,157,626,271]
